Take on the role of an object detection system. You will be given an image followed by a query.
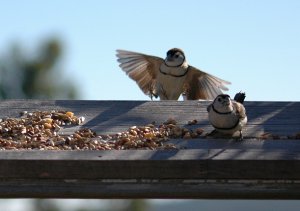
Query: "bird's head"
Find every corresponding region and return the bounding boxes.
[164,48,186,67]
[213,94,233,112]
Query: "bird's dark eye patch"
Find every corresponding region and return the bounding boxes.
[220,94,230,99]
[167,50,174,57]
[218,98,222,102]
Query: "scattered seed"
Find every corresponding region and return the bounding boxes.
[188,119,198,125]
[195,128,204,135]
[164,118,177,125]
[0,111,213,150]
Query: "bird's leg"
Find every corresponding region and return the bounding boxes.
[149,90,158,101]
[238,130,244,141]
[181,91,187,101]
[149,84,158,101]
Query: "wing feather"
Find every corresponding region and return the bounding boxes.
[184,66,231,100]
[116,49,163,96]
[204,78,219,99]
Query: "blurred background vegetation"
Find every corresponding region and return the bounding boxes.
[0,38,148,211]
[0,38,77,99]
[31,199,149,211]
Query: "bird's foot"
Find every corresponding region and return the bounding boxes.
[236,130,244,141]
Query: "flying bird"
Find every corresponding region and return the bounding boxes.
[116,48,230,100]
[207,92,247,140]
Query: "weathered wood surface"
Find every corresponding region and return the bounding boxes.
[1,100,299,137]
[0,100,300,199]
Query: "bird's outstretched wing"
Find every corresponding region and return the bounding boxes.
[184,66,231,100]
[116,50,164,97]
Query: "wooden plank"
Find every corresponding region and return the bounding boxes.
[1,148,300,180]
[0,148,299,175]
[0,146,300,199]
[1,179,300,199]
[0,100,299,199]
[0,100,299,137]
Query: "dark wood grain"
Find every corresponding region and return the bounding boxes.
[0,100,299,199]
[1,149,300,180]
[0,149,300,199]
[2,179,300,199]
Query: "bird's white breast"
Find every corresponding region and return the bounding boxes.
[156,64,188,100]
[208,109,242,134]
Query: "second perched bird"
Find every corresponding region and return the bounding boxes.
[116,48,230,100]
[207,92,247,140]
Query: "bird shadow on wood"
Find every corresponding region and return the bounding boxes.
[55,100,153,134]
[245,101,300,138]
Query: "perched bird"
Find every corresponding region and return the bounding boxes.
[207,92,247,140]
[116,48,231,100]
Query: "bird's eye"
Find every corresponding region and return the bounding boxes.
[175,54,179,58]
[218,98,222,102]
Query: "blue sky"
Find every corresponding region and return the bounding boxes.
[0,0,299,101]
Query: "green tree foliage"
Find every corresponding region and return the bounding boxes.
[0,39,77,99]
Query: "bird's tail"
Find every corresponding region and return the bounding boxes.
[234,91,246,104]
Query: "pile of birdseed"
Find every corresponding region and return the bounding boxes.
[0,111,204,150]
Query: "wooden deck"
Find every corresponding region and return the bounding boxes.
[0,100,300,199]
